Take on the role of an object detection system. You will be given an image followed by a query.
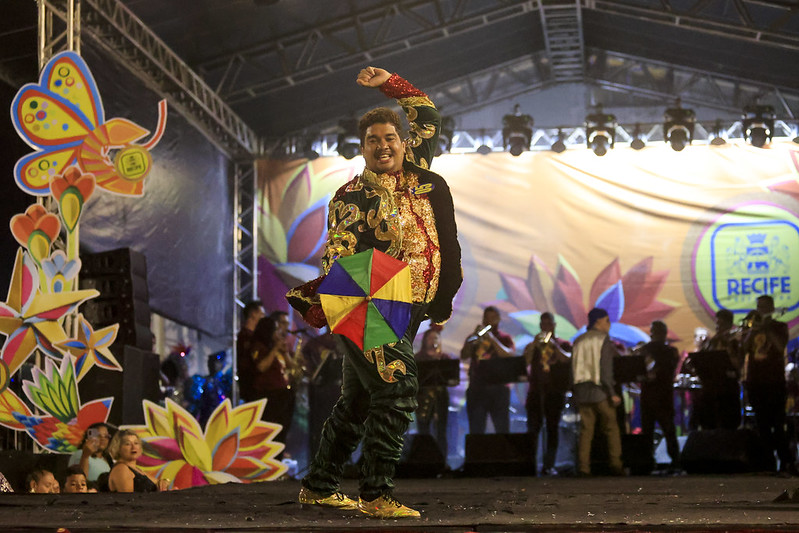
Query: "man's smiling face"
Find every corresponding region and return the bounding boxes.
[362,122,406,173]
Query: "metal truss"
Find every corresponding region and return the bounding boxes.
[41,0,261,157]
[586,0,799,52]
[200,0,539,104]
[231,159,258,405]
[304,120,797,157]
[540,0,584,81]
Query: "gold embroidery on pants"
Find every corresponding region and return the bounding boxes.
[363,345,407,383]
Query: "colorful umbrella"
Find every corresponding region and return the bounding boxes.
[318,249,412,351]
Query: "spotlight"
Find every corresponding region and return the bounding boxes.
[709,119,726,146]
[630,123,645,150]
[551,129,566,153]
[585,105,616,156]
[502,104,533,157]
[336,118,360,160]
[436,116,455,156]
[742,104,775,148]
[664,100,695,152]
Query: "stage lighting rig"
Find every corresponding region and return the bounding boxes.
[502,104,533,157]
[436,116,455,156]
[585,105,616,156]
[742,104,776,148]
[551,129,566,153]
[337,118,360,160]
[630,123,645,151]
[663,100,695,152]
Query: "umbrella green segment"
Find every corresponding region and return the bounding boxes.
[318,249,413,351]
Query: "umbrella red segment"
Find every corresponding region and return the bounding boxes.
[318,249,412,350]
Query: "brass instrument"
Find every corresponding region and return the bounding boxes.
[536,331,556,372]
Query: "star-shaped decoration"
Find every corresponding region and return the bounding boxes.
[0,249,98,377]
[56,314,121,381]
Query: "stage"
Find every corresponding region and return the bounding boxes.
[3,474,799,532]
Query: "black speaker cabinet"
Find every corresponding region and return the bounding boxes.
[463,433,536,476]
[396,434,446,478]
[681,428,774,474]
[79,248,152,351]
[79,345,161,427]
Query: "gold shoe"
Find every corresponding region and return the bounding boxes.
[298,487,358,510]
[357,494,420,518]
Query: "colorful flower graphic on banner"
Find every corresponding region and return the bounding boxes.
[40,250,81,293]
[0,357,112,453]
[50,165,96,232]
[127,398,286,489]
[10,204,61,267]
[11,51,167,197]
[258,161,357,316]
[55,314,121,381]
[0,249,98,378]
[491,255,677,347]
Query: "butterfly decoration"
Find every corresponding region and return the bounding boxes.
[11,51,167,197]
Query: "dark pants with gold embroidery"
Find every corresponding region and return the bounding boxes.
[302,305,425,500]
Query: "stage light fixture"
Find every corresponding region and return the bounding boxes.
[336,118,360,160]
[436,116,455,156]
[502,104,533,157]
[585,105,616,157]
[630,123,645,151]
[663,100,695,152]
[709,119,726,146]
[551,129,566,153]
[742,104,776,148]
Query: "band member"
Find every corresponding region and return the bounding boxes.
[415,326,452,457]
[287,66,461,518]
[640,320,680,470]
[744,295,794,473]
[571,308,624,476]
[699,309,742,430]
[524,312,571,475]
[461,306,515,434]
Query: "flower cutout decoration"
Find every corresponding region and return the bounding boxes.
[55,314,121,381]
[0,249,98,377]
[2,357,112,453]
[128,398,287,489]
[258,162,357,316]
[50,165,96,232]
[10,204,61,266]
[492,255,677,348]
[40,250,81,293]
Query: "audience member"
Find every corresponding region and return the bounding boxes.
[108,429,169,492]
[26,469,58,494]
[524,312,572,475]
[571,307,624,476]
[461,306,515,434]
[68,422,113,483]
[62,465,89,494]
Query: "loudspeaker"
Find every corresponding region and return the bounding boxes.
[79,248,152,350]
[463,433,536,476]
[78,345,161,427]
[396,434,446,478]
[681,428,774,474]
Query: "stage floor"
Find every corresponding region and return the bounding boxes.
[3,474,799,532]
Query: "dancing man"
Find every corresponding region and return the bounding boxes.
[287,66,461,518]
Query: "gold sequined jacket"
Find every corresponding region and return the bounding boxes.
[287,74,462,329]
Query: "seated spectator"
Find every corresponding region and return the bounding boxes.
[107,429,169,493]
[26,469,58,494]
[62,465,89,494]
[68,422,114,483]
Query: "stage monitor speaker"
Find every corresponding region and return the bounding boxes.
[79,345,161,427]
[681,428,774,474]
[463,433,535,476]
[622,434,655,475]
[396,434,446,478]
[79,248,152,351]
